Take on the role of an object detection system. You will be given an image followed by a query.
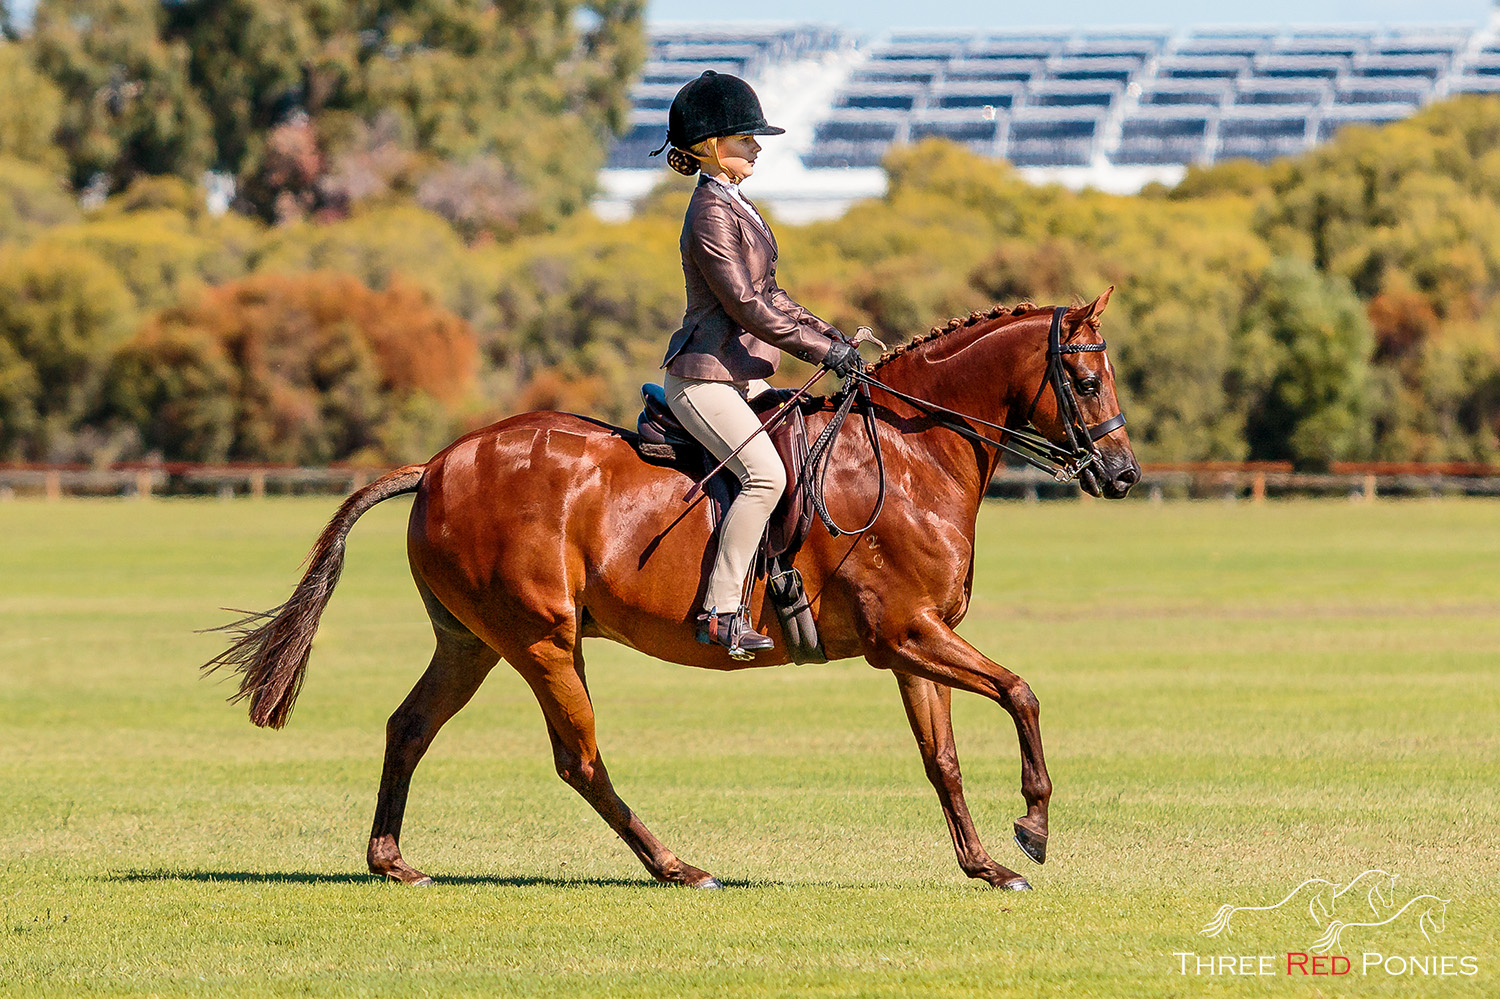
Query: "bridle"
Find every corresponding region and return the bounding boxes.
[806,306,1127,536]
[1022,305,1128,471]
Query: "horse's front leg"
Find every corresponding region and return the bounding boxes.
[871,611,1052,868]
[894,673,1030,889]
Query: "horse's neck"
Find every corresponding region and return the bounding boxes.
[870,318,1040,498]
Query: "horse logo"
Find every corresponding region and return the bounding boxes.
[1309,895,1450,955]
[1200,870,1399,937]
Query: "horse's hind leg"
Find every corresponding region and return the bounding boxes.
[367,615,500,885]
[871,612,1052,869]
[894,673,1029,889]
[514,637,722,889]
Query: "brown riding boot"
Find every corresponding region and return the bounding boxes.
[696,606,774,661]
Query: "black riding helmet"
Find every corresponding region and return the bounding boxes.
[651,71,784,157]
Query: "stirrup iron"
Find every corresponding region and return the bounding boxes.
[696,606,774,661]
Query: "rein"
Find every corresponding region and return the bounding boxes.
[804,307,1127,535]
[805,380,885,537]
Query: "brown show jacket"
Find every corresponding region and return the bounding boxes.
[662,176,837,381]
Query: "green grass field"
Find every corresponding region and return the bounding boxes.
[1,496,1496,998]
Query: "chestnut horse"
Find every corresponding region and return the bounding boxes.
[206,291,1139,891]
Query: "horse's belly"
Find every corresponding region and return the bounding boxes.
[408,417,717,651]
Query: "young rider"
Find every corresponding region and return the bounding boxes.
[654,70,862,657]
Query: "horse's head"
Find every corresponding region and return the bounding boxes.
[1428,898,1451,934]
[1022,289,1141,499]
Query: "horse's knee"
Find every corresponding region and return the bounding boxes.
[386,708,430,756]
[554,752,598,790]
[926,747,963,788]
[1008,679,1039,719]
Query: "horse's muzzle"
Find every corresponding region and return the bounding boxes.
[1082,451,1140,499]
[1104,460,1140,499]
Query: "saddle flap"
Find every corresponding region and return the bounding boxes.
[760,401,813,560]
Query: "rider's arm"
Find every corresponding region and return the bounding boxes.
[688,202,836,365]
[767,278,839,338]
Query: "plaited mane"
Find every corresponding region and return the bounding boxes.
[872,302,1037,370]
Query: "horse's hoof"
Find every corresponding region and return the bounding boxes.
[692,876,724,890]
[1013,821,1048,865]
[376,868,433,886]
[999,877,1033,891]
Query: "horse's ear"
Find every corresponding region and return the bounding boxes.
[1071,286,1113,327]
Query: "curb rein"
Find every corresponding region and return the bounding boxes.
[805,306,1127,536]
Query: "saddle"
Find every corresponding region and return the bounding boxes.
[634,383,825,663]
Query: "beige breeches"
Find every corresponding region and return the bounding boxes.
[664,372,786,612]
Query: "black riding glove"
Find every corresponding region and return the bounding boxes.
[822,339,863,378]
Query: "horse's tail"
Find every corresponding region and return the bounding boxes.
[1310,921,1344,954]
[201,464,426,729]
[1200,905,1235,937]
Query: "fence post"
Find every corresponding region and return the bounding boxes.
[135,469,153,499]
[45,469,61,502]
[249,470,266,499]
[1251,471,1266,504]
[1363,473,1377,502]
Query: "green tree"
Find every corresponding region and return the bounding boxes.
[0,40,66,171]
[0,155,80,243]
[786,140,1278,462]
[1256,97,1500,310]
[164,0,645,226]
[36,205,254,310]
[31,0,216,190]
[1241,257,1373,469]
[0,242,136,459]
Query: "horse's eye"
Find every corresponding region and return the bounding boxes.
[1077,377,1100,397]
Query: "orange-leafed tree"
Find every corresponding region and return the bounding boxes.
[106,271,477,464]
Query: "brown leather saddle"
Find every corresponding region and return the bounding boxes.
[633,383,825,662]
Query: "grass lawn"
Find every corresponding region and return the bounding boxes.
[1,495,1496,997]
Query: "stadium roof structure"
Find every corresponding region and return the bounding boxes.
[596,12,1500,222]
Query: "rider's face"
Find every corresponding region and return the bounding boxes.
[711,134,760,181]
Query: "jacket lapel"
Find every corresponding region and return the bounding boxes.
[700,176,776,258]
[742,193,778,258]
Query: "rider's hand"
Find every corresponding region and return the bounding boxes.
[822,339,863,378]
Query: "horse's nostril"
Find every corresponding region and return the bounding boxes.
[1118,465,1140,487]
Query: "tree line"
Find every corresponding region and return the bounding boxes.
[0,6,1497,469]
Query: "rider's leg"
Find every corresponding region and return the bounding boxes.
[664,372,785,649]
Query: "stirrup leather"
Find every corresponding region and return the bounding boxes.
[696,606,774,661]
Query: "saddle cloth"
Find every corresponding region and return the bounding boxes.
[634,382,814,561]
